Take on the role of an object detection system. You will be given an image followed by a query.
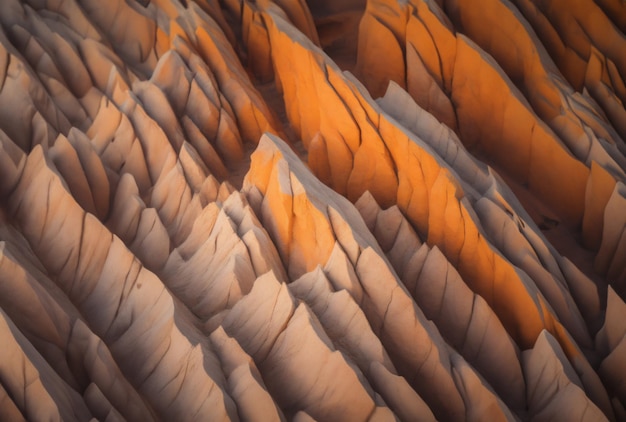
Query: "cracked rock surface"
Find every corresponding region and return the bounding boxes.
[0,0,624,420]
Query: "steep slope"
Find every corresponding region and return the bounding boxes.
[0,0,624,420]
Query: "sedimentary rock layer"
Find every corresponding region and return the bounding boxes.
[0,0,624,420]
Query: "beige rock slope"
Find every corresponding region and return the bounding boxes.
[0,0,624,420]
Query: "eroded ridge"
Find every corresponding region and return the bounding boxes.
[0,0,624,420]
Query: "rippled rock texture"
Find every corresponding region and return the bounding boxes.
[0,0,625,420]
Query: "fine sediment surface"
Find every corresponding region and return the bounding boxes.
[0,0,624,420]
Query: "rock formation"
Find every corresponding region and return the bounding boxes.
[0,0,624,420]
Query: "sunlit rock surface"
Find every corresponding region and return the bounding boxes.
[0,0,624,420]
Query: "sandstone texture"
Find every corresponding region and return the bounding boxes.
[0,0,624,420]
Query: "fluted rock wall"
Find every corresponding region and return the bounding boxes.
[0,0,624,420]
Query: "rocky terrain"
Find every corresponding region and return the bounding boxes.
[0,0,625,420]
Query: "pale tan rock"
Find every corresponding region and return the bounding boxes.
[523,331,609,421]
[558,256,605,333]
[222,270,295,362]
[289,267,396,376]
[88,99,151,193]
[66,129,110,219]
[134,80,185,151]
[323,241,364,303]
[194,252,255,317]
[409,245,526,410]
[178,141,210,192]
[181,116,229,180]
[39,73,90,129]
[49,133,98,216]
[183,60,222,137]
[80,0,158,73]
[596,288,626,406]
[210,326,284,421]
[149,161,201,245]
[15,10,91,94]
[106,172,144,244]
[368,361,436,422]
[160,204,257,319]
[0,0,624,420]
[130,207,170,271]
[0,308,92,421]
[87,239,236,420]
[0,239,153,421]
[292,411,316,422]
[0,145,236,421]
[0,241,78,380]
[120,96,177,184]
[0,129,26,196]
[595,182,626,288]
[355,247,466,420]
[382,228,526,413]
[83,383,123,422]
[450,353,516,422]
[229,195,288,280]
[0,382,24,422]
[0,50,67,150]
[583,161,617,250]
[67,319,156,421]
[261,303,380,421]
[150,50,193,115]
[599,334,626,407]
[79,38,126,94]
[596,287,626,355]
[148,46,247,167]
[376,205,417,255]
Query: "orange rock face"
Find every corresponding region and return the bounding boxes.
[0,0,624,420]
